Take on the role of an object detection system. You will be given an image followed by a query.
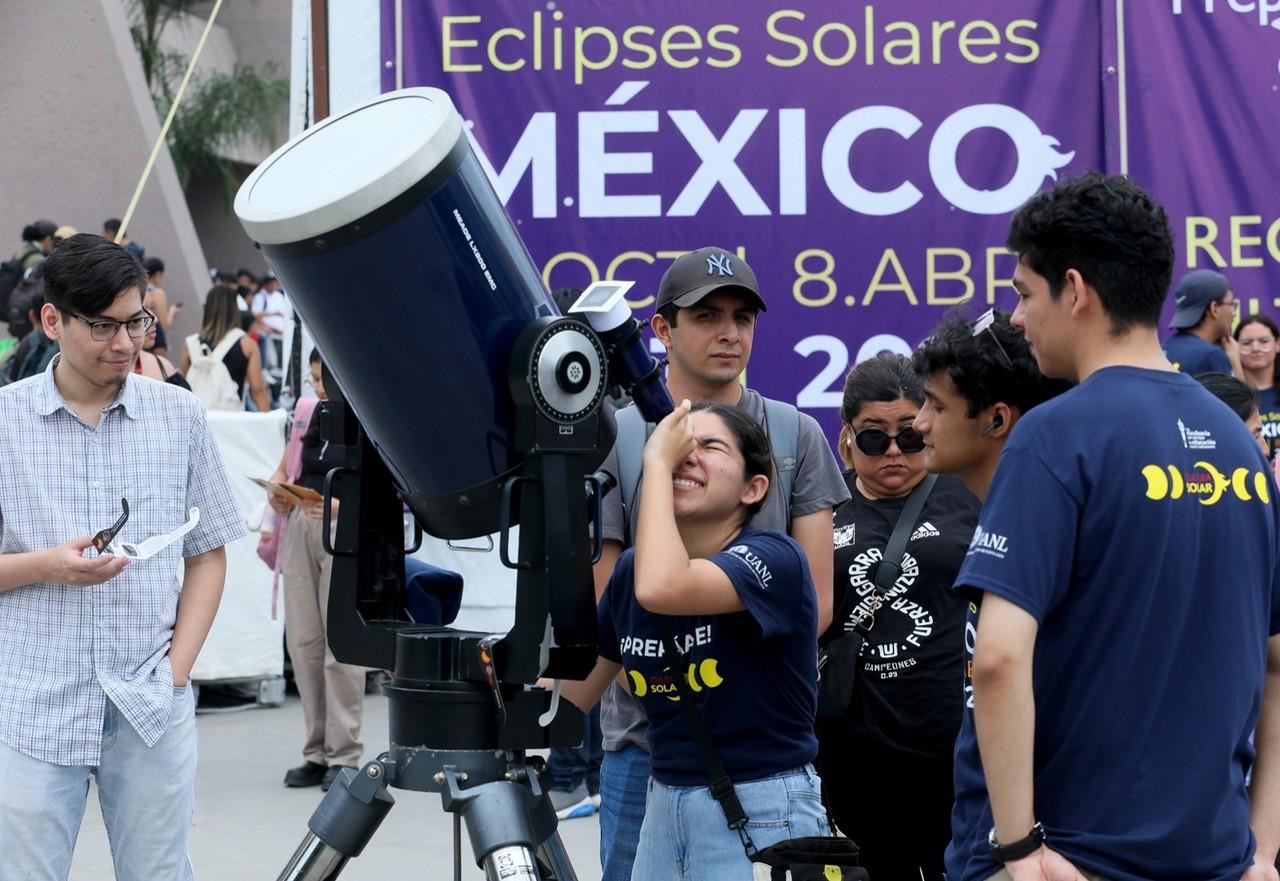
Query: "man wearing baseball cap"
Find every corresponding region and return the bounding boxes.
[1163,269,1242,377]
[590,247,849,881]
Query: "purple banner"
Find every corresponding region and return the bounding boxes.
[1123,0,1280,321]
[378,1,1277,437]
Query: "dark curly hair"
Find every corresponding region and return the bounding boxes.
[1006,172,1173,333]
[913,310,1072,417]
[1195,372,1259,422]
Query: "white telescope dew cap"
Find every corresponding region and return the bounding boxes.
[235,88,465,246]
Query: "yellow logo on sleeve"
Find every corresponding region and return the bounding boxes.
[1141,463,1271,505]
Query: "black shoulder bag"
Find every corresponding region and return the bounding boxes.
[662,628,869,881]
[816,473,937,722]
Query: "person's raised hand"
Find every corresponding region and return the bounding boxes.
[643,399,697,473]
[42,536,130,586]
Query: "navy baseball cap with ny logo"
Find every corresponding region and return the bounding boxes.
[655,247,767,313]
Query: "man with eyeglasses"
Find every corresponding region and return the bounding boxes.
[943,173,1280,881]
[0,233,245,878]
[1163,268,1244,378]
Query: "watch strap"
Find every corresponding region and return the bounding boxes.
[988,822,1046,863]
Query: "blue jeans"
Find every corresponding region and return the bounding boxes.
[0,685,198,881]
[548,705,602,792]
[632,765,829,881]
[599,744,651,881]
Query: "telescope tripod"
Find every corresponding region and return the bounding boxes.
[276,739,577,881]
[277,317,615,880]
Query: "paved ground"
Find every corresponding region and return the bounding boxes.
[69,692,603,881]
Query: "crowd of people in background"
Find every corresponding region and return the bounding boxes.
[3,171,1280,881]
[0,217,291,413]
[549,174,1280,881]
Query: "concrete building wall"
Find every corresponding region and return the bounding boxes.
[0,0,210,346]
[186,166,270,278]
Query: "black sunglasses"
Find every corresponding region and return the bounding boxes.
[854,426,926,456]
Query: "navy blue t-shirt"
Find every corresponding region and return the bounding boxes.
[947,367,1280,881]
[1164,330,1232,376]
[598,526,818,786]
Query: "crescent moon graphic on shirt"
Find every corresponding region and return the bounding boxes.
[1231,467,1253,502]
[1166,465,1185,499]
[628,670,647,697]
[686,664,703,693]
[1141,465,1169,500]
[699,659,724,688]
[1195,461,1227,506]
[1256,472,1272,504]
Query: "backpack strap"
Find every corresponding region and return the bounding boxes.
[617,397,803,537]
[761,398,799,520]
[615,405,646,534]
[210,328,246,361]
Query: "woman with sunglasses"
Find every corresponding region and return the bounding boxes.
[1235,315,1280,457]
[818,353,979,881]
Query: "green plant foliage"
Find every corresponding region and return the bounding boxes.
[128,0,288,197]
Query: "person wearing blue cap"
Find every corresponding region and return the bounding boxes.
[1163,269,1243,377]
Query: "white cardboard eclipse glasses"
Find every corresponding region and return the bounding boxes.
[108,508,201,560]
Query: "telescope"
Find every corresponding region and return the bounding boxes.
[235,88,671,881]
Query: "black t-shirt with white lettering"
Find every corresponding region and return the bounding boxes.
[822,472,979,757]
[598,526,818,786]
[1257,385,1280,455]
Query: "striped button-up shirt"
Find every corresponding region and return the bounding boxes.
[0,359,246,766]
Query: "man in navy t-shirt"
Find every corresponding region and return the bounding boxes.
[1163,269,1241,377]
[948,172,1280,881]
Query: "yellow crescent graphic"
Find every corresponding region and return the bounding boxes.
[1141,465,1169,500]
[700,658,724,688]
[1166,465,1184,499]
[1256,472,1272,504]
[1195,461,1227,506]
[628,670,647,698]
[686,663,703,693]
[824,867,844,881]
[1231,468,1253,502]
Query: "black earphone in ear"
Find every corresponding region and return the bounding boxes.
[991,414,1004,427]
[980,413,1004,437]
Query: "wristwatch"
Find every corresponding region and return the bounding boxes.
[988,822,1045,863]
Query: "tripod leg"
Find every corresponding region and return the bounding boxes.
[277,763,395,881]
[481,846,542,881]
[536,830,580,881]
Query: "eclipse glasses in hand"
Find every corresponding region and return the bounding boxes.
[92,498,201,560]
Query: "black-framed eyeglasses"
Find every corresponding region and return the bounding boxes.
[1216,298,1240,313]
[92,498,130,554]
[71,310,155,342]
[854,426,926,456]
[971,308,1014,369]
